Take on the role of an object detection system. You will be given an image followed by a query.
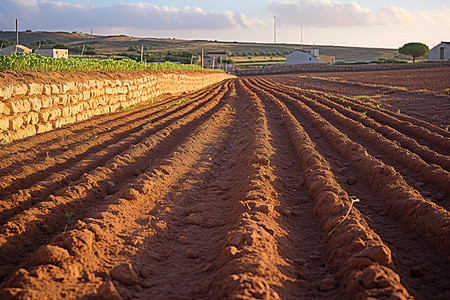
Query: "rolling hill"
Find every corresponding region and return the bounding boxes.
[0,30,410,63]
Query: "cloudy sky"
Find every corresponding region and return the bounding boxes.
[0,0,448,48]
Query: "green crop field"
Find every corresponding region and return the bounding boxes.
[0,52,219,72]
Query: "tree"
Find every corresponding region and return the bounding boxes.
[0,38,12,48]
[398,42,429,63]
[53,43,69,49]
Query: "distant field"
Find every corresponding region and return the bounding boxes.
[231,56,286,66]
[0,31,411,63]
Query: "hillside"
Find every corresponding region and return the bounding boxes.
[0,31,409,63]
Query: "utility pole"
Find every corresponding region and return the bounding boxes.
[201,49,204,68]
[16,19,19,45]
[300,25,303,50]
[140,45,144,63]
[15,19,19,53]
[273,16,277,44]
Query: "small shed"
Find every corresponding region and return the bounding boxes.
[428,42,450,61]
[318,54,335,65]
[34,49,69,59]
[0,45,32,56]
[286,50,317,65]
[204,51,229,68]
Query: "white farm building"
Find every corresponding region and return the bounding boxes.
[428,42,450,61]
[286,50,317,65]
[0,45,32,56]
[34,49,69,59]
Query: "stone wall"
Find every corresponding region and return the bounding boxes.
[0,71,233,143]
[235,61,450,76]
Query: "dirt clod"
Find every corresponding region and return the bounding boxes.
[97,281,123,300]
[110,263,138,285]
[410,266,425,278]
[317,275,336,291]
[30,245,70,265]
[185,249,199,259]
[177,236,189,244]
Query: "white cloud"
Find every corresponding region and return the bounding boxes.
[267,0,439,27]
[0,0,264,31]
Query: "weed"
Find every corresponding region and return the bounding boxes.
[230,107,236,111]
[230,90,236,97]
[347,106,352,110]
[45,152,51,161]
[352,95,371,100]
[65,212,73,223]
[376,103,381,109]
[396,108,401,114]
[36,184,42,188]
[143,123,151,129]
[117,105,138,112]
[362,111,367,116]
[164,98,191,110]
[86,134,99,142]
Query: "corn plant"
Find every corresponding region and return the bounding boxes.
[0,53,223,72]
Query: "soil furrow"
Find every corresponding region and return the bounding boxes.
[0,81,236,298]
[0,88,195,170]
[0,84,226,223]
[0,83,224,197]
[0,68,447,299]
[257,80,336,299]
[244,79,411,299]
[0,81,232,281]
[270,73,450,138]
[271,78,450,155]
[253,78,450,201]
[249,80,450,299]
[249,80,450,258]
[258,78,450,171]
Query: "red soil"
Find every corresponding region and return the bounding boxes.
[0,67,449,299]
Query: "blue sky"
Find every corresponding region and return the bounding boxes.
[0,0,448,48]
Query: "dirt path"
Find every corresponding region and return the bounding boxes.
[0,72,449,299]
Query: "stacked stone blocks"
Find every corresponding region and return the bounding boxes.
[0,72,232,143]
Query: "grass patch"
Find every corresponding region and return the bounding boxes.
[352,95,371,100]
[85,134,99,142]
[163,98,191,110]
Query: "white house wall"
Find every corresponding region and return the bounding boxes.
[286,51,317,65]
[428,43,450,61]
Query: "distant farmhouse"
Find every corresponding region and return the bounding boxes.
[428,42,450,61]
[0,44,68,58]
[34,48,68,59]
[204,51,229,69]
[0,44,32,56]
[286,50,317,65]
[286,49,335,65]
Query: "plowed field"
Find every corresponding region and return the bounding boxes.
[0,68,449,299]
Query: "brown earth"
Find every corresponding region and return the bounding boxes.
[0,67,449,299]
